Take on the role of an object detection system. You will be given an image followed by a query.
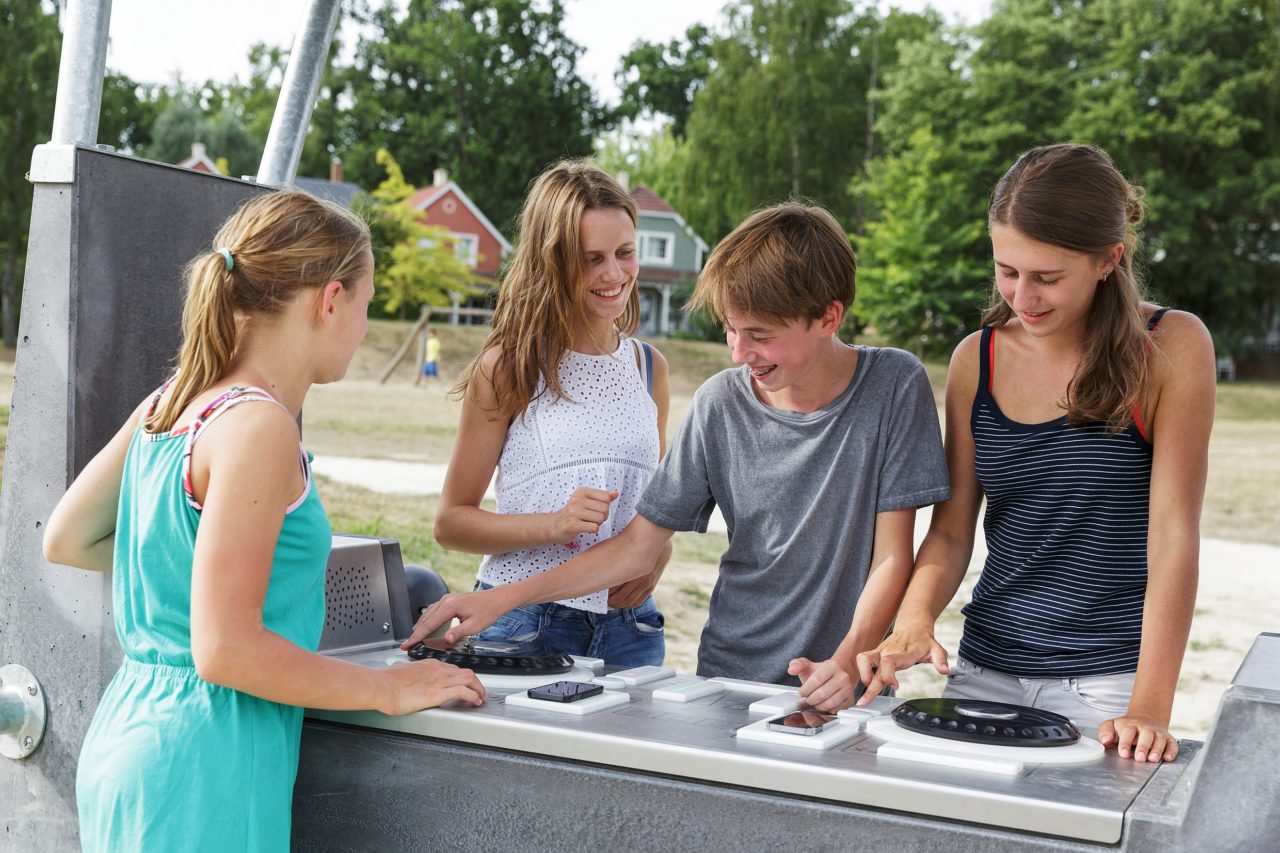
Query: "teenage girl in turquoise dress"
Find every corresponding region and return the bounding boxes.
[43,191,485,851]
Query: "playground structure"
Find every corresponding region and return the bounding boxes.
[1,2,1278,850]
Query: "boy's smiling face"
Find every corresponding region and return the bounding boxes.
[723,303,844,396]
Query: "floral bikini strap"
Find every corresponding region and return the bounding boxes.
[181,386,312,514]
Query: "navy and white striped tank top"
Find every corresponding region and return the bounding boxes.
[958,310,1168,677]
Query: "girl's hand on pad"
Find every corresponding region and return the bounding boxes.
[379,659,486,715]
[549,487,619,544]
[789,657,856,712]
[854,626,951,705]
[1099,714,1179,763]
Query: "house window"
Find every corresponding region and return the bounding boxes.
[638,231,673,266]
[452,233,479,268]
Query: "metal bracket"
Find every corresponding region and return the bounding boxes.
[0,664,48,760]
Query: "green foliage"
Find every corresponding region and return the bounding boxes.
[594,125,689,213]
[675,0,941,242]
[341,0,607,234]
[854,129,989,356]
[615,23,713,138]
[0,0,61,345]
[1061,0,1280,347]
[871,0,1280,348]
[361,149,478,317]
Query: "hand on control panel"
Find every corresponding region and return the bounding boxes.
[854,625,951,705]
[789,657,857,713]
[401,586,518,649]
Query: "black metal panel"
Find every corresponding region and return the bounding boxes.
[69,150,269,478]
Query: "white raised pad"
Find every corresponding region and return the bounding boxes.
[505,688,631,716]
[748,691,804,716]
[735,715,863,751]
[652,678,727,703]
[865,716,1104,774]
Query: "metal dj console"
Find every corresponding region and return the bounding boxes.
[293,537,1278,852]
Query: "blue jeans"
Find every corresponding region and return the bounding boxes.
[472,581,665,667]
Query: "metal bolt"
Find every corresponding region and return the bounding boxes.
[23,737,33,750]
[28,684,38,696]
[381,622,391,634]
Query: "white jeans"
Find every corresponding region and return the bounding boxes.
[941,657,1137,734]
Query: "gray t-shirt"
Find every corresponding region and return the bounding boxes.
[637,346,949,684]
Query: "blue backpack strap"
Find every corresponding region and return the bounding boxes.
[642,341,654,396]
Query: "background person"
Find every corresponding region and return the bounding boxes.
[420,327,442,385]
[855,144,1216,765]
[43,191,485,852]
[432,160,671,666]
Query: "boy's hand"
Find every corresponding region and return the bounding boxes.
[401,588,516,648]
[549,487,619,544]
[854,626,950,705]
[789,656,856,712]
[1098,714,1179,763]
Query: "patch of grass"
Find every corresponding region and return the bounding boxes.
[679,584,710,605]
[1188,634,1228,653]
[1214,382,1280,422]
[672,530,729,565]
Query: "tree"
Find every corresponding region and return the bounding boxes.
[342,0,607,234]
[1064,0,1280,345]
[854,128,989,356]
[675,0,940,242]
[0,0,61,346]
[361,148,478,317]
[594,125,689,214]
[615,23,714,138]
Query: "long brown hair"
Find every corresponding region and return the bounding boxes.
[455,160,639,423]
[146,190,371,433]
[984,144,1150,432]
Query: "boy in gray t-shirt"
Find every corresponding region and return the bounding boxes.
[409,202,949,711]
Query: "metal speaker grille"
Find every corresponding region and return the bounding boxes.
[322,561,386,650]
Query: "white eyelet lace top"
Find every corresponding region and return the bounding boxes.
[477,336,659,613]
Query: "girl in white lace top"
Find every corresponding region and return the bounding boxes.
[433,161,671,666]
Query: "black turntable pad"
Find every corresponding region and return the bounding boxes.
[406,637,575,675]
[891,699,1081,747]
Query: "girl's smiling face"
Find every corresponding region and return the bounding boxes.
[578,207,638,330]
[991,223,1120,337]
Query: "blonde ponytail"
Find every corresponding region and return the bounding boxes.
[145,191,370,432]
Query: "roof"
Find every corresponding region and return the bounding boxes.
[632,184,676,214]
[631,184,709,254]
[408,181,513,255]
[293,177,363,209]
[177,153,220,173]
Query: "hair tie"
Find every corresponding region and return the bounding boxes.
[216,247,234,272]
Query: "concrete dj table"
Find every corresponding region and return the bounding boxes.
[291,538,1277,852]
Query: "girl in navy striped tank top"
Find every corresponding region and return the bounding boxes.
[856,145,1215,765]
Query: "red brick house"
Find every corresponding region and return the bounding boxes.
[176,142,220,174]
[407,169,513,279]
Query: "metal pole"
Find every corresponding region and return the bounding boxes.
[49,0,113,146]
[257,0,343,186]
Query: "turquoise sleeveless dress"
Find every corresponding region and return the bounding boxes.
[76,386,331,852]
